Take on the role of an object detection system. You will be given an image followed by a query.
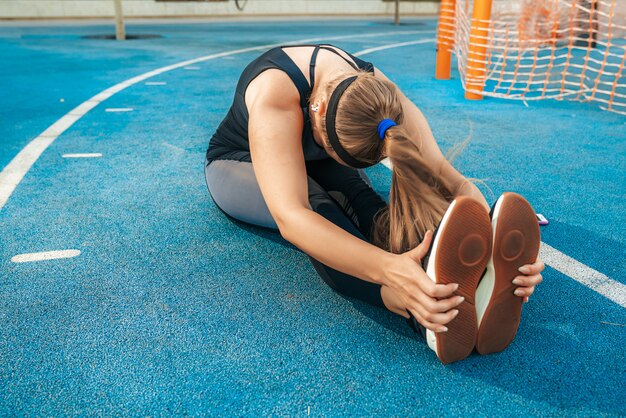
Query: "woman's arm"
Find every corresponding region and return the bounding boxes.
[247,70,392,285]
[247,70,460,332]
[374,69,489,210]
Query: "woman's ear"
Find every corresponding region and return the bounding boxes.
[317,94,328,115]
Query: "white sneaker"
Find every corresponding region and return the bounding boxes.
[422,196,492,364]
[475,192,541,355]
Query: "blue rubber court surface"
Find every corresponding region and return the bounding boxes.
[1,18,625,416]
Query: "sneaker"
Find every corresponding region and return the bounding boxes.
[421,196,492,364]
[475,192,541,355]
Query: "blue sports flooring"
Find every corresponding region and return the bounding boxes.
[0,18,625,416]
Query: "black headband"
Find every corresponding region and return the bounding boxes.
[325,76,375,169]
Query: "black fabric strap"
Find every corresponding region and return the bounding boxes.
[325,76,373,169]
[318,46,360,71]
[275,49,312,108]
[283,43,364,73]
[309,45,321,88]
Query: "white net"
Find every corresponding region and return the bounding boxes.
[438,0,626,115]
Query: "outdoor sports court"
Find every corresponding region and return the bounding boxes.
[1,3,625,416]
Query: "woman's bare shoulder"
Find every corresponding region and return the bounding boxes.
[245,68,301,113]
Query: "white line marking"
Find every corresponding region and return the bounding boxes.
[62,153,102,158]
[600,321,626,327]
[0,135,57,207]
[354,39,436,57]
[145,81,167,86]
[105,108,134,112]
[540,243,626,308]
[42,114,82,137]
[11,249,81,263]
[162,142,185,153]
[0,29,430,212]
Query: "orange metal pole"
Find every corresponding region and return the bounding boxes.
[435,0,457,80]
[465,0,493,100]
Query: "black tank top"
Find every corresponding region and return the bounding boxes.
[205,44,375,164]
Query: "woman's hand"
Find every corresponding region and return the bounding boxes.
[512,259,545,303]
[383,231,464,333]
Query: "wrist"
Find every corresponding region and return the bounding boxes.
[376,251,398,286]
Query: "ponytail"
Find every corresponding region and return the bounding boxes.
[316,71,456,254]
[372,125,454,254]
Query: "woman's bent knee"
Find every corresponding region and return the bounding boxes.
[205,159,278,229]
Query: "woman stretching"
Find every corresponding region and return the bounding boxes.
[204,44,544,364]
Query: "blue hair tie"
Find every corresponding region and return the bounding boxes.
[377,118,397,140]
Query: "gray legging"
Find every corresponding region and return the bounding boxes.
[204,157,388,308]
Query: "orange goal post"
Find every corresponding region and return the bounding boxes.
[435,0,626,115]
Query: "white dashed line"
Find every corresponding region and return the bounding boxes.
[105,108,134,112]
[162,141,185,153]
[62,153,103,158]
[11,249,81,263]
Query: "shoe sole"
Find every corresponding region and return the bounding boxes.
[425,196,492,364]
[475,192,541,355]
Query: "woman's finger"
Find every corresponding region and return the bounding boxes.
[418,292,465,314]
[512,274,543,287]
[406,230,433,264]
[411,301,460,326]
[514,286,535,298]
[408,308,450,333]
[417,272,459,298]
[518,259,545,275]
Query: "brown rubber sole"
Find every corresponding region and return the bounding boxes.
[432,196,492,364]
[475,192,541,355]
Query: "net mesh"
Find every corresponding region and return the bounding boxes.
[438,0,626,115]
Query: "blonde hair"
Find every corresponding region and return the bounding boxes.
[312,70,455,253]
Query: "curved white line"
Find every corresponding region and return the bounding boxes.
[354,38,435,57]
[0,29,433,212]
